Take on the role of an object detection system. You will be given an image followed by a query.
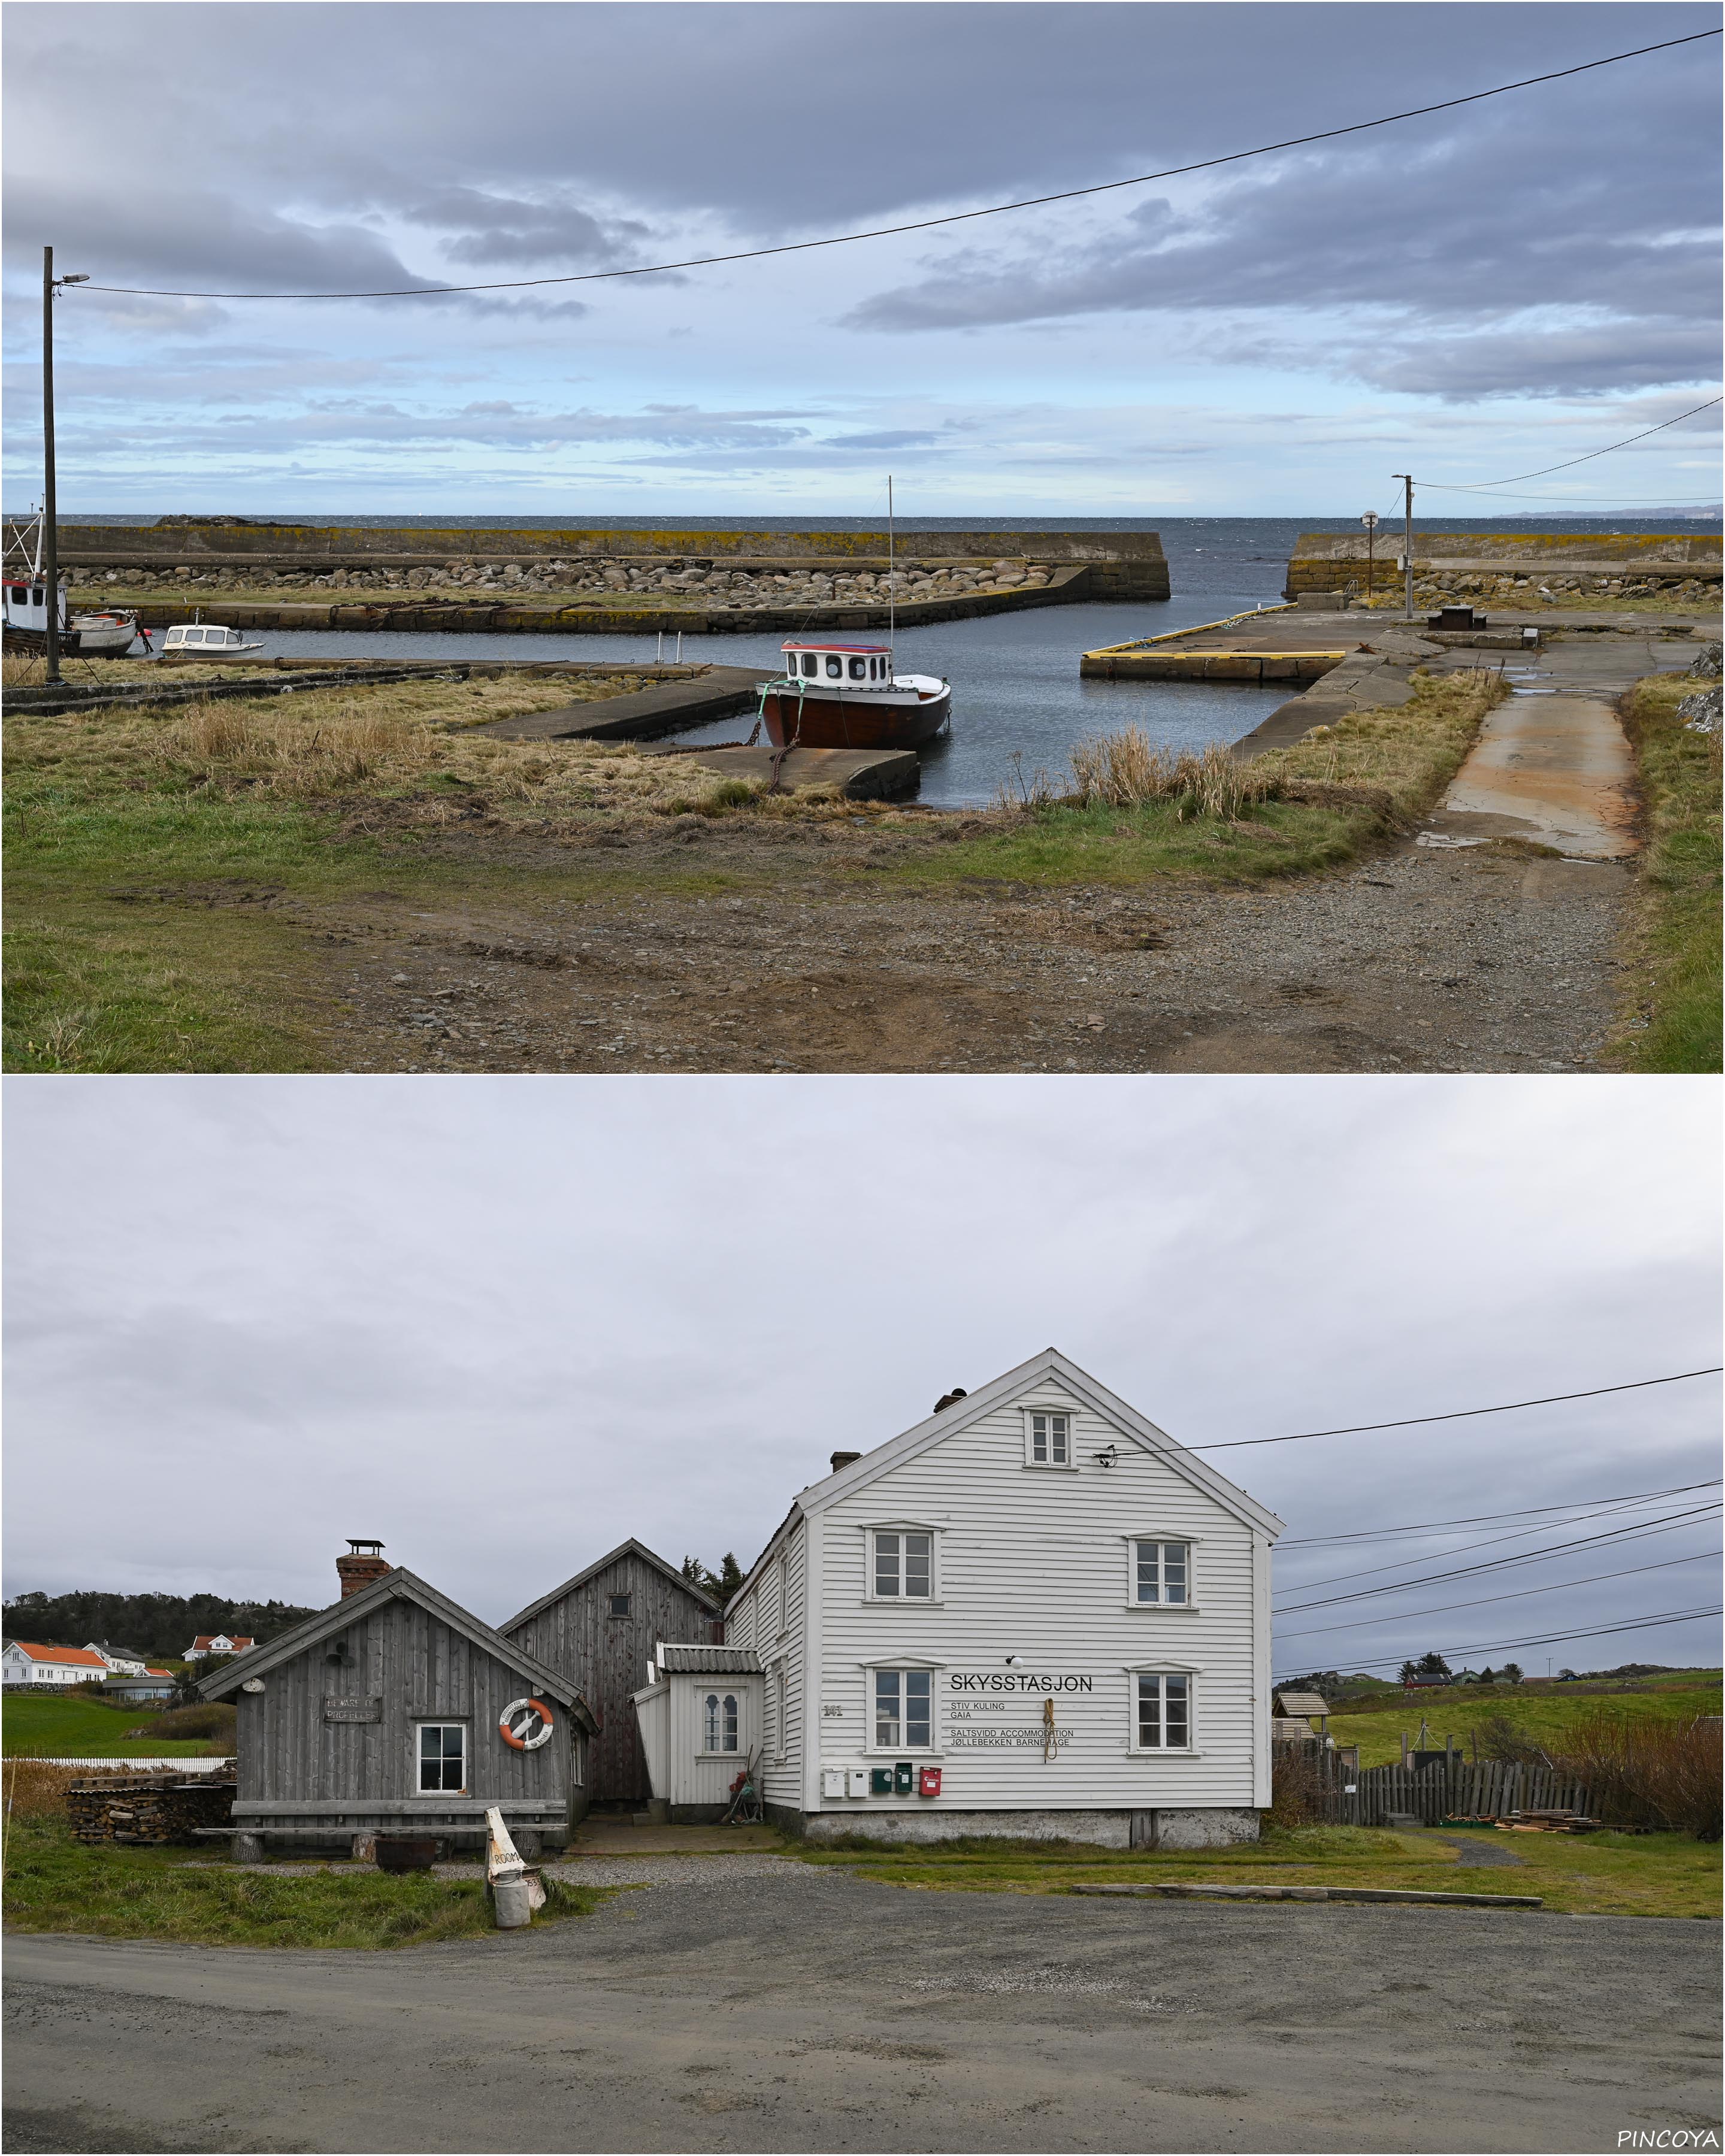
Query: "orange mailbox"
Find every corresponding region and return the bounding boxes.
[918,1766,942,1798]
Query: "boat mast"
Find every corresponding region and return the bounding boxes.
[887,474,895,646]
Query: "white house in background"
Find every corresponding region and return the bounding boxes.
[84,1643,149,1676]
[641,1348,1284,1849]
[2,1642,113,1686]
[183,1634,255,1661]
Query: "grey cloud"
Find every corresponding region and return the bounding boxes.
[822,429,942,449]
[401,187,650,270]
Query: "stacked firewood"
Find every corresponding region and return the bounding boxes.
[67,1773,236,1846]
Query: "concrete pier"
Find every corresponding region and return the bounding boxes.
[476,667,773,743]
[640,744,921,800]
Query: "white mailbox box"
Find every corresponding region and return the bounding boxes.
[821,1769,846,1798]
[846,1770,869,1798]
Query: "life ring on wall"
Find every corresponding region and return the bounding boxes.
[499,1697,555,1751]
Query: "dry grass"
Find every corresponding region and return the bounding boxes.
[1544,1711,1722,1839]
[1069,732,1268,820]
[1267,1744,1329,1829]
[2,1760,81,1820]
[1252,666,1510,820]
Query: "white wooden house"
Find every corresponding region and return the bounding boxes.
[709,1348,1284,1848]
[632,1646,764,1821]
[2,1642,111,1687]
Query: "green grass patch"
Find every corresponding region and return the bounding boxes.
[1615,671,1722,1072]
[1,1693,223,1759]
[797,1822,1719,1918]
[1324,1678,1722,1769]
[0,1818,603,1948]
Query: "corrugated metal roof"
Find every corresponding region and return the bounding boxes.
[656,1645,763,1675]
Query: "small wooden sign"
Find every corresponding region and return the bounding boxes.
[323,1695,382,1724]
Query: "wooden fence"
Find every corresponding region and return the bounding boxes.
[1306,1748,1590,1825]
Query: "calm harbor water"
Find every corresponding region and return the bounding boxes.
[62,512,1720,807]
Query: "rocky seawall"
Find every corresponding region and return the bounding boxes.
[1284,530,1720,605]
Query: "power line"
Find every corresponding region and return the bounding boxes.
[1187,1365,1720,1452]
[1278,1477,1722,1548]
[1275,1601,1722,1680]
[1414,397,1723,492]
[1275,1502,1721,1611]
[71,30,1722,302]
[1273,1546,1723,1643]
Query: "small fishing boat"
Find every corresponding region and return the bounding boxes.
[757,474,951,749]
[2,510,140,653]
[761,640,951,748]
[161,622,265,655]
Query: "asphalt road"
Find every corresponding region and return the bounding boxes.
[5,1868,1721,2154]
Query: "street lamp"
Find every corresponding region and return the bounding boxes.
[1360,511,1379,605]
[41,248,88,686]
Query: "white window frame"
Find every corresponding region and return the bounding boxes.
[776,1557,789,1638]
[414,1720,469,1793]
[698,1688,742,1756]
[1021,1404,1078,1471]
[1123,1534,1199,1610]
[772,1663,788,1763]
[865,1663,940,1755]
[1125,1666,1201,1755]
[862,1521,943,1605]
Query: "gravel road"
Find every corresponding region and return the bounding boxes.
[6,1869,1718,2154]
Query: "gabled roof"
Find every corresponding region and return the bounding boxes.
[657,1645,762,1675]
[8,1642,108,1669]
[190,1635,254,1651]
[730,1348,1285,1606]
[1273,1691,1331,1719]
[501,1538,720,1636]
[196,1568,599,1732]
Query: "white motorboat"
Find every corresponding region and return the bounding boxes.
[161,622,265,656]
[3,509,140,654]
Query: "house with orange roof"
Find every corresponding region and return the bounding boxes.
[2,1642,112,1688]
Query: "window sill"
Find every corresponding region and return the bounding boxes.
[1125,1748,1203,1758]
[695,1751,743,1760]
[1021,1462,1078,1473]
[861,1597,944,1608]
[1127,1603,1200,1613]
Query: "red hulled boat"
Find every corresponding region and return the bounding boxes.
[760,640,951,749]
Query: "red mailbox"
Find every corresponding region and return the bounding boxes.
[918,1766,942,1798]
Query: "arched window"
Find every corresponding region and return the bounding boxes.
[703,1692,721,1749]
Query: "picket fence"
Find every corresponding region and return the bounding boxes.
[1309,1748,1591,1826]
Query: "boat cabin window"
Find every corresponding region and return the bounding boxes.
[848,657,866,680]
[801,653,818,677]
[825,656,842,679]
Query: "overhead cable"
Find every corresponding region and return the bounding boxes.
[1188,1365,1720,1452]
[1414,398,1723,492]
[1273,1601,1723,1680]
[71,31,1723,301]
[1273,1546,1723,1643]
[1278,1477,1722,1547]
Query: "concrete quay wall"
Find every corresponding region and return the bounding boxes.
[1285,530,1721,600]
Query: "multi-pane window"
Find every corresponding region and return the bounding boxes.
[1030,1412,1070,1465]
[417,1723,467,1792]
[702,1691,739,1752]
[874,1669,933,1749]
[1134,1541,1191,1604]
[1136,1674,1191,1749]
[873,1530,933,1598]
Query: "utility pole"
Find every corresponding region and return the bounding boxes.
[1361,510,1378,605]
[1391,473,1414,622]
[40,246,88,687]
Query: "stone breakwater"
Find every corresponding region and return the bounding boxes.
[1284,529,1720,606]
[71,553,1061,605]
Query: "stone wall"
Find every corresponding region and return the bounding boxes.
[1285,531,1720,602]
[58,522,1170,599]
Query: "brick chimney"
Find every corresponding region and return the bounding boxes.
[830,1451,861,1473]
[337,1539,390,1600]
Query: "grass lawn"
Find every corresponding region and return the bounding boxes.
[0,1818,604,1948]
[5,664,1501,1071]
[1615,670,1723,1071]
[1,1692,221,1758]
[1322,1677,1723,1769]
[798,1822,1721,1919]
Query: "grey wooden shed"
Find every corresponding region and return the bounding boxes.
[199,1565,598,1858]
[502,1540,721,1805]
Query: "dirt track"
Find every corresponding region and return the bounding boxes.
[6,1869,1719,2153]
[288,828,1627,1076]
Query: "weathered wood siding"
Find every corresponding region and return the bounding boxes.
[506,1551,718,1802]
[803,1382,1265,1817]
[235,1595,570,1818]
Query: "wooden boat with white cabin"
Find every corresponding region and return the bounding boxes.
[760,640,951,749]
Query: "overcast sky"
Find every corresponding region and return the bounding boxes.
[3,2,1720,514]
[5,1075,1719,1676]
